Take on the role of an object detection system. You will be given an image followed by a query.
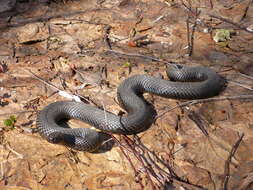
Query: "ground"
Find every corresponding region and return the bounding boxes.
[0,0,253,190]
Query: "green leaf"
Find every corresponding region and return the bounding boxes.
[4,119,13,127]
[10,115,16,122]
[3,115,16,128]
[122,62,131,68]
[213,29,233,43]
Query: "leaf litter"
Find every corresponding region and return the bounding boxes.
[0,0,253,189]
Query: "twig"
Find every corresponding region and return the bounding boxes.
[186,17,191,54]
[239,0,253,22]
[122,136,157,189]
[104,25,112,50]
[208,14,253,34]
[0,110,36,116]
[55,18,107,26]
[221,133,244,190]
[188,111,209,136]
[0,144,24,179]
[113,131,207,190]
[24,69,61,91]
[179,0,200,17]
[186,17,197,56]
[105,49,172,65]
[156,94,253,120]
[228,81,253,91]
[24,69,84,102]
[239,73,253,80]
[132,136,207,190]
[208,0,213,9]
[109,135,145,189]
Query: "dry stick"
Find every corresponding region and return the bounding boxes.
[221,133,245,190]
[105,49,171,64]
[24,69,61,92]
[124,136,168,188]
[186,16,197,56]
[110,135,146,189]
[188,110,209,136]
[134,138,204,190]
[228,81,253,91]
[240,0,252,22]
[239,73,253,81]
[58,18,107,26]
[218,68,234,73]
[132,136,207,190]
[156,94,253,120]
[0,110,36,116]
[180,0,200,17]
[208,14,253,34]
[209,0,213,9]
[127,136,205,189]
[132,136,176,178]
[24,69,90,102]
[104,25,112,50]
[186,17,191,54]
[138,153,165,187]
[189,20,197,56]
[123,136,158,190]
[110,136,137,170]
[144,151,170,182]
[127,135,171,180]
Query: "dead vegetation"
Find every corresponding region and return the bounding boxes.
[0,0,253,189]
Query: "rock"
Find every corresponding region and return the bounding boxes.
[17,23,48,44]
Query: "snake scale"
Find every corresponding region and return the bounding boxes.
[36,64,226,151]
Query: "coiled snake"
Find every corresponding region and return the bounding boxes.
[36,64,226,151]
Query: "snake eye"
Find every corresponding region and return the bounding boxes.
[48,133,63,144]
[175,64,183,69]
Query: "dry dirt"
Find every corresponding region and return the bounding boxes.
[0,0,253,190]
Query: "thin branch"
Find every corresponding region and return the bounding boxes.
[156,94,253,120]
[105,49,172,64]
[208,14,253,34]
[0,110,36,116]
[131,135,207,190]
[23,69,62,91]
[104,25,112,50]
[208,0,213,9]
[123,137,157,190]
[110,135,145,189]
[239,73,253,80]
[24,69,86,102]
[221,133,244,190]
[186,17,197,56]
[188,110,209,136]
[228,81,253,91]
[239,0,253,22]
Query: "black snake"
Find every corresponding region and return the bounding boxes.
[36,64,226,151]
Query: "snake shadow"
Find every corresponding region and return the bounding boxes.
[58,121,115,153]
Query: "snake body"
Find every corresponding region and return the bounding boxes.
[36,64,226,151]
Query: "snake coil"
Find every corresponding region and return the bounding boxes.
[37,64,226,151]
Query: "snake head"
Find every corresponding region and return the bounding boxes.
[47,132,65,144]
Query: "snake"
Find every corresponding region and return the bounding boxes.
[36,64,226,151]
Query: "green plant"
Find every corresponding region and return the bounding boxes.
[3,115,16,129]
